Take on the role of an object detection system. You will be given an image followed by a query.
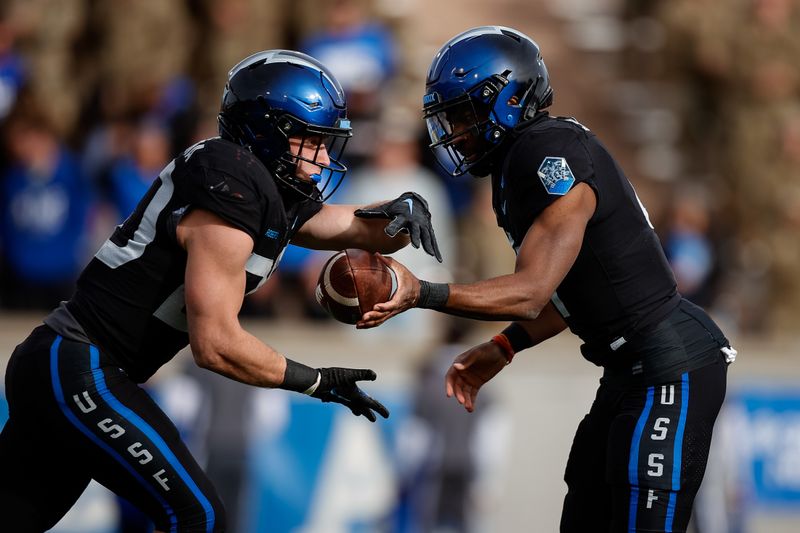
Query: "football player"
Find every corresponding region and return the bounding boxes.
[359,27,735,533]
[0,50,441,532]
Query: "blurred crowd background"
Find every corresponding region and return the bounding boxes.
[0,0,799,532]
[2,0,799,336]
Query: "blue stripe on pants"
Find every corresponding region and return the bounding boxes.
[87,345,215,533]
[628,386,654,533]
[665,373,689,532]
[49,336,178,532]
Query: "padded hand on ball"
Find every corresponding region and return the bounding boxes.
[354,192,443,262]
[315,249,395,324]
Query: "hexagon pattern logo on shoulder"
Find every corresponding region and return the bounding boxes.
[537,156,576,196]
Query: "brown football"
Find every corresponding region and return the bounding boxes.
[315,249,395,324]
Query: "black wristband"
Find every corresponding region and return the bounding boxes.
[417,280,450,309]
[501,322,534,353]
[281,358,319,393]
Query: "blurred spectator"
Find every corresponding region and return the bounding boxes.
[300,0,398,170]
[91,0,193,121]
[104,118,171,220]
[300,0,396,97]
[715,0,800,334]
[0,11,25,122]
[734,0,800,308]
[0,0,792,336]
[658,0,738,136]
[81,115,136,199]
[186,363,250,533]
[663,187,716,307]
[194,0,290,114]
[719,0,800,222]
[656,0,800,333]
[4,0,86,136]
[458,180,517,284]
[392,319,508,533]
[767,109,800,332]
[0,97,91,309]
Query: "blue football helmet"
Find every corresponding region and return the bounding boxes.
[218,50,352,201]
[423,26,553,177]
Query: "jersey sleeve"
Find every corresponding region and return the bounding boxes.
[175,141,271,242]
[505,126,598,226]
[183,165,265,240]
[288,195,323,238]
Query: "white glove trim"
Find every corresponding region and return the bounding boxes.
[303,372,322,395]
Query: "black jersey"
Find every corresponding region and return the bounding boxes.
[61,138,321,382]
[492,114,680,355]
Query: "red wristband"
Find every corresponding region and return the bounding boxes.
[491,334,515,364]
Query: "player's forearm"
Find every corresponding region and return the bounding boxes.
[432,274,552,321]
[303,220,408,253]
[292,203,410,253]
[515,302,568,346]
[190,323,289,388]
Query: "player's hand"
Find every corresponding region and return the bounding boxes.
[446,342,508,412]
[354,192,443,262]
[310,367,390,422]
[356,254,419,329]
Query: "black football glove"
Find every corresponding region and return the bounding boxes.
[354,191,443,262]
[309,367,390,422]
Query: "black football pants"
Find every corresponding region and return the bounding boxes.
[0,325,226,532]
[560,355,728,533]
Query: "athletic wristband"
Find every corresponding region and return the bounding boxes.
[491,334,515,364]
[501,322,534,353]
[417,280,450,309]
[281,358,320,394]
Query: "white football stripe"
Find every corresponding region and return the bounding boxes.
[388,266,398,297]
[314,284,324,305]
[323,252,359,307]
